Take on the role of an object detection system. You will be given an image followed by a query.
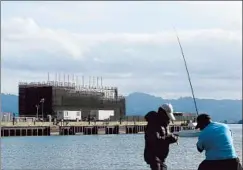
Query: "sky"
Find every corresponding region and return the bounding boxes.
[1,1,242,99]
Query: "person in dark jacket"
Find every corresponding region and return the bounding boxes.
[196,114,242,170]
[144,103,178,170]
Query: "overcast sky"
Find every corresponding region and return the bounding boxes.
[1,1,242,99]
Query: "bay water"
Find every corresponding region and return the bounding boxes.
[1,124,242,170]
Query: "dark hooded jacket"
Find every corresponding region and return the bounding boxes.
[144,110,178,165]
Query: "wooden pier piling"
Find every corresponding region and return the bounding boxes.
[1,126,50,137]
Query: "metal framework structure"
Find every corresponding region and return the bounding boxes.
[18,74,126,120]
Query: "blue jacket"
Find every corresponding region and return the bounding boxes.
[197,122,238,160]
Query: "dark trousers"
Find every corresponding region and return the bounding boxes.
[149,162,167,170]
[198,158,242,170]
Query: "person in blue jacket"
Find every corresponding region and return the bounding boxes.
[195,114,242,170]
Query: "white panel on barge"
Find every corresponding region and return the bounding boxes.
[98,110,114,120]
[57,110,82,121]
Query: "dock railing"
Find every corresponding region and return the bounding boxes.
[1,120,185,127]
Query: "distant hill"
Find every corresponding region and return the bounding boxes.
[1,93,18,113]
[126,92,242,122]
[0,92,242,122]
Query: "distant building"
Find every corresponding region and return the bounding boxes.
[173,112,197,122]
[18,77,126,121]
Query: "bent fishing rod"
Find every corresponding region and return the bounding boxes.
[173,27,199,116]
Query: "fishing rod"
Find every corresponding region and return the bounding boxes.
[173,27,199,116]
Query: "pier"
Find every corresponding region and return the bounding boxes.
[1,126,50,137]
[0,121,184,137]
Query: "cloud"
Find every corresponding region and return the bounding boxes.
[1,2,242,99]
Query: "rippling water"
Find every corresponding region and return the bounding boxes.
[1,124,242,170]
